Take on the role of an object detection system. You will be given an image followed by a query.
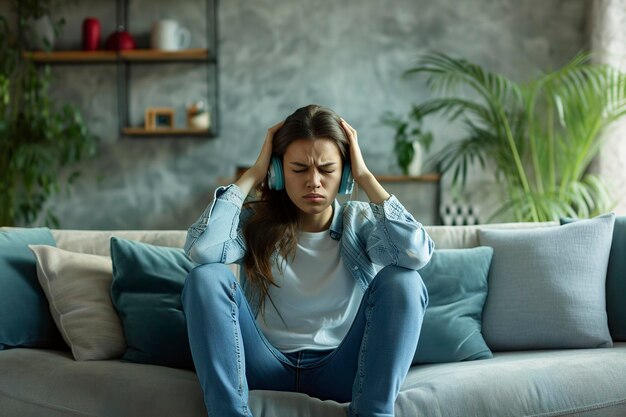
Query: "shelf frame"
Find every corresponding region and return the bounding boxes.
[23,0,219,139]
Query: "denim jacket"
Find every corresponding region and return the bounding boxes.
[184,184,434,310]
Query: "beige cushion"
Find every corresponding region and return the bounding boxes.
[424,221,558,249]
[28,245,126,361]
[50,230,188,256]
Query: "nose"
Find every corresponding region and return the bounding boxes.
[306,169,322,189]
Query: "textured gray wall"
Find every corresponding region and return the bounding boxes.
[589,0,626,215]
[15,0,586,229]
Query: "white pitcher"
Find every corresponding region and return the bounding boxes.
[151,20,191,51]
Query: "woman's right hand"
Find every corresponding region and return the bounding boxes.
[235,120,284,195]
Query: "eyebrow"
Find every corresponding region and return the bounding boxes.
[289,162,338,168]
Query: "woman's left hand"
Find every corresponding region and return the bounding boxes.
[340,118,371,183]
[339,118,391,204]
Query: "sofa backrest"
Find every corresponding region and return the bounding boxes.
[4,221,559,255]
[50,230,187,255]
[51,222,559,254]
[2,222,558,280]
[424,221,557,249]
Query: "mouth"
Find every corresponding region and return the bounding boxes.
[303,193,325,202]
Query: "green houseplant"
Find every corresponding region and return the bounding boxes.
[398,52,626,222]
[15,0,68,51]
[0,7,97,227]
[383,107,434,176]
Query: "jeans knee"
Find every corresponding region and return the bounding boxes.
[372,265,428,310]
[182,263,236,306]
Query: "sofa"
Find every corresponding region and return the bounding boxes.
[2,215,626,417]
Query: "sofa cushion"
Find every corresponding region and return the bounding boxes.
[2,345,626,417]
[413,247,493,364]
[479,213,615,351]
[397,343,626,417]
[0,348,207,417]
[110,237,196,369]
[562,216,626,341]
[0,228,64,350]
[28,245,126,361]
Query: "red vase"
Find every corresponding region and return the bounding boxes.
[82,17,101,51]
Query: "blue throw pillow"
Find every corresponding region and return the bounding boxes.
[413,246,494,364]
[561,216,626,341]
[110,237,197,369]
[0,227,64,350]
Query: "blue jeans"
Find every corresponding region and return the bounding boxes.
[181,263,428,417]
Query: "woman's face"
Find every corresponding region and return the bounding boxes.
[283,138,343,229]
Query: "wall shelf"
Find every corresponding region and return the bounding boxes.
[23,48,213,63]
[22,0,219,139]
[375,174,441,183]
[121,48,211,62]
[24,50,117,62]
[122,127,212,136]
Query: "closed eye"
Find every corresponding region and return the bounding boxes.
[292,169,335,174]
[289,162,339,173]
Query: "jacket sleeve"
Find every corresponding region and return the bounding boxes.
[365,195,434,270]
[183,184,248,265]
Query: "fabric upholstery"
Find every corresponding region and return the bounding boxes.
[29,245,126,361]
[0,228,63,350]
[110,237,196,369]
[0,222,620,417]
[479,213,615,351]
[2,345,626,417]
[397,343,626,417]
[51,229,187,256]
[413,247,493,364]
[562,216,626,341]
[423,221,557,249]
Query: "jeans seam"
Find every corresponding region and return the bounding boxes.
[296,352,302,392]
[229,281,249,417]
[351,291,373,414]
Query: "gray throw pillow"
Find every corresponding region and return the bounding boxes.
[478,213,615,351]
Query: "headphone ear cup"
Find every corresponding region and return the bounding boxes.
[267,156,284,190]
[339,163,355,194]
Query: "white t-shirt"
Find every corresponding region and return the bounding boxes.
[256,230,364,353]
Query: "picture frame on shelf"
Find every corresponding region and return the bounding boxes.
[145,107,175,130]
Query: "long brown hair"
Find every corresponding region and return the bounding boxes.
[243,104,350,315]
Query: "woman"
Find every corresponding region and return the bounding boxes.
[182,104,433,417]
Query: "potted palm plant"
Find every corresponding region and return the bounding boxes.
[0,8,97,227]
[397,52,626,222]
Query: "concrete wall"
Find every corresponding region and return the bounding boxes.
[6,0,587,229]
[589,0,626,216]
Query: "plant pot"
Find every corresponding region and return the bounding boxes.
[27,16,55,51]
[407,141,423,176]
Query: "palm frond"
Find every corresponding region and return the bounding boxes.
[400,51,626,222]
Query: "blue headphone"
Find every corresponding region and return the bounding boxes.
[267,156,355,194]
